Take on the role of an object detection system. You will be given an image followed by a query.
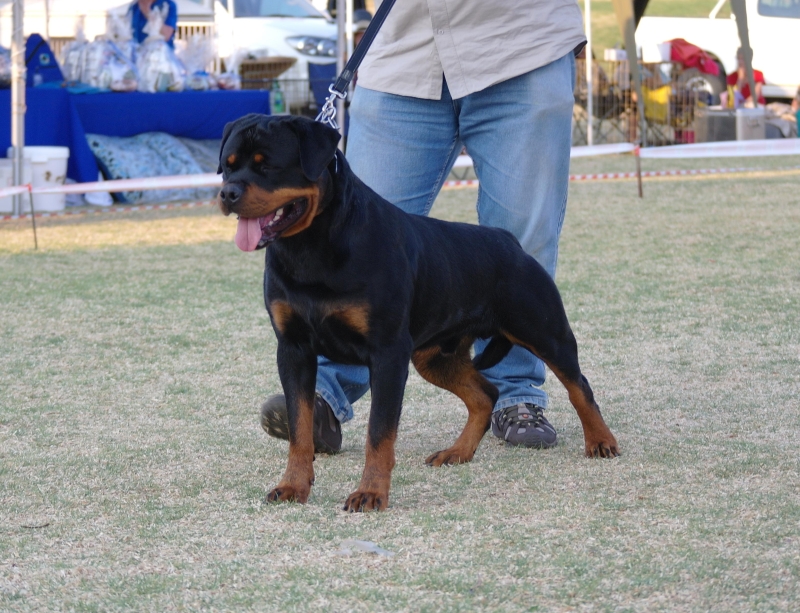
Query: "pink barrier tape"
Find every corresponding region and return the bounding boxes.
[442,179,480,189]
[568,167,754,181]
[442,165,788,188]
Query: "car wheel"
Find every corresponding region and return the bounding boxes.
[677,67,725,105]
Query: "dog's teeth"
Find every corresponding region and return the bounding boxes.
[274,209,284,220]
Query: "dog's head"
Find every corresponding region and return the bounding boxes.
[218,114,341,251]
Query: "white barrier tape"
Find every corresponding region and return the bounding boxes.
[638,138,800,159]
[3,136,797,221]
[32,172,222,195]
[1,199,215,222]
[0,185,31,199]
[452,144,636,170]
[571,143,636,158]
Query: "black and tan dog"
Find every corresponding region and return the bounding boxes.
[218,113,619,512]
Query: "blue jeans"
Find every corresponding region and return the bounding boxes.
[316,52,576,423]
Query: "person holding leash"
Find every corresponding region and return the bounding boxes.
[262,0,586,453]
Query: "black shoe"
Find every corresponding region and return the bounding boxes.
[260,393,342,454]
[491,403,557,448]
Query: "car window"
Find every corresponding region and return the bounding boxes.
[234,0,326,18]
[758,0,800,18]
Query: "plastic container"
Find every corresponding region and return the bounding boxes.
[735,107,766,140]
[0,158,32,214]
[694,108,736,142]
[5,146,70,212]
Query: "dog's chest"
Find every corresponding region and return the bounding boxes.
[269,298,371,364]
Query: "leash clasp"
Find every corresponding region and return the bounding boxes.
[315,85,347,130]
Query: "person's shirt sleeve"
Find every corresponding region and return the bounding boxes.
[165,1,178,29]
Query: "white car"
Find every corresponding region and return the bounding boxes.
[636,0,800,100]
[214,0,337,108]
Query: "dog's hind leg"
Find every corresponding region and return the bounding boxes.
[412,338,498,467]
[502,325,619,458]
[497,265,619,458]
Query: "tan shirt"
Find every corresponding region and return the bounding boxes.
[357,0,586,100]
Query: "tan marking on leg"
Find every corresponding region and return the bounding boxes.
[412,340,494,467]
[328,304,370,336]
[501,330,619,458]
[344,431,396,512]
[554,369,619,458]
[267,394,316,503]
[269,300,296,335]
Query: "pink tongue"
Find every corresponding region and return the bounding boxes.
[235,217,264,252]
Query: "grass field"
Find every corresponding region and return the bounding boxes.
[1,155,799,611]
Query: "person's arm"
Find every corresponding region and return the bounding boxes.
[162,0,178,41]
[754,80,763,102]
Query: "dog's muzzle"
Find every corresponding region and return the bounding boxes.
[234,197,310,251]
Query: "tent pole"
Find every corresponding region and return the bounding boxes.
[11,0,26,217]
[586,0,594,146]
[729,0,758,108]
[45,0,50,42]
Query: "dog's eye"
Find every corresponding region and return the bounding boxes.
[253,153,272,170]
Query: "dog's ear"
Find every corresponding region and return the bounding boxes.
[288,118,342,181]
[217,113,265,174]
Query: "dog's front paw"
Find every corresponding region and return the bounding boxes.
[343,489,388,512]
[584,435,620,459]
[266,484,310,504]
[425,447,475,467]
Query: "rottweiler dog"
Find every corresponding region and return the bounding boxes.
[218,114,619,512]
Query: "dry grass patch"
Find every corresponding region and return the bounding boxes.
[0,204,232,254]
[1,157,799,611]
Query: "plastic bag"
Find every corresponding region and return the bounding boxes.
[97,41,138,92]
[60,19,88,83]
[106,10,133,44]
[80,37,115,88]
[137,42,186,92]
[176,34,215,74]
[216,72,241,90]
[0,47,10,87]
[176,34,217,91]
[185,71,218,91]
[136,4,185,92]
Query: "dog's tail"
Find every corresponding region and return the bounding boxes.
[472,335,514,370]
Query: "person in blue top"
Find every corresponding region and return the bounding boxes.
[129,0,178,47]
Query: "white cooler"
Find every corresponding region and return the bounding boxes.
[3,146,70,213]
[736,108,766,141]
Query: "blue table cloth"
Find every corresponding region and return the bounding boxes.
[0,88,271,183]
